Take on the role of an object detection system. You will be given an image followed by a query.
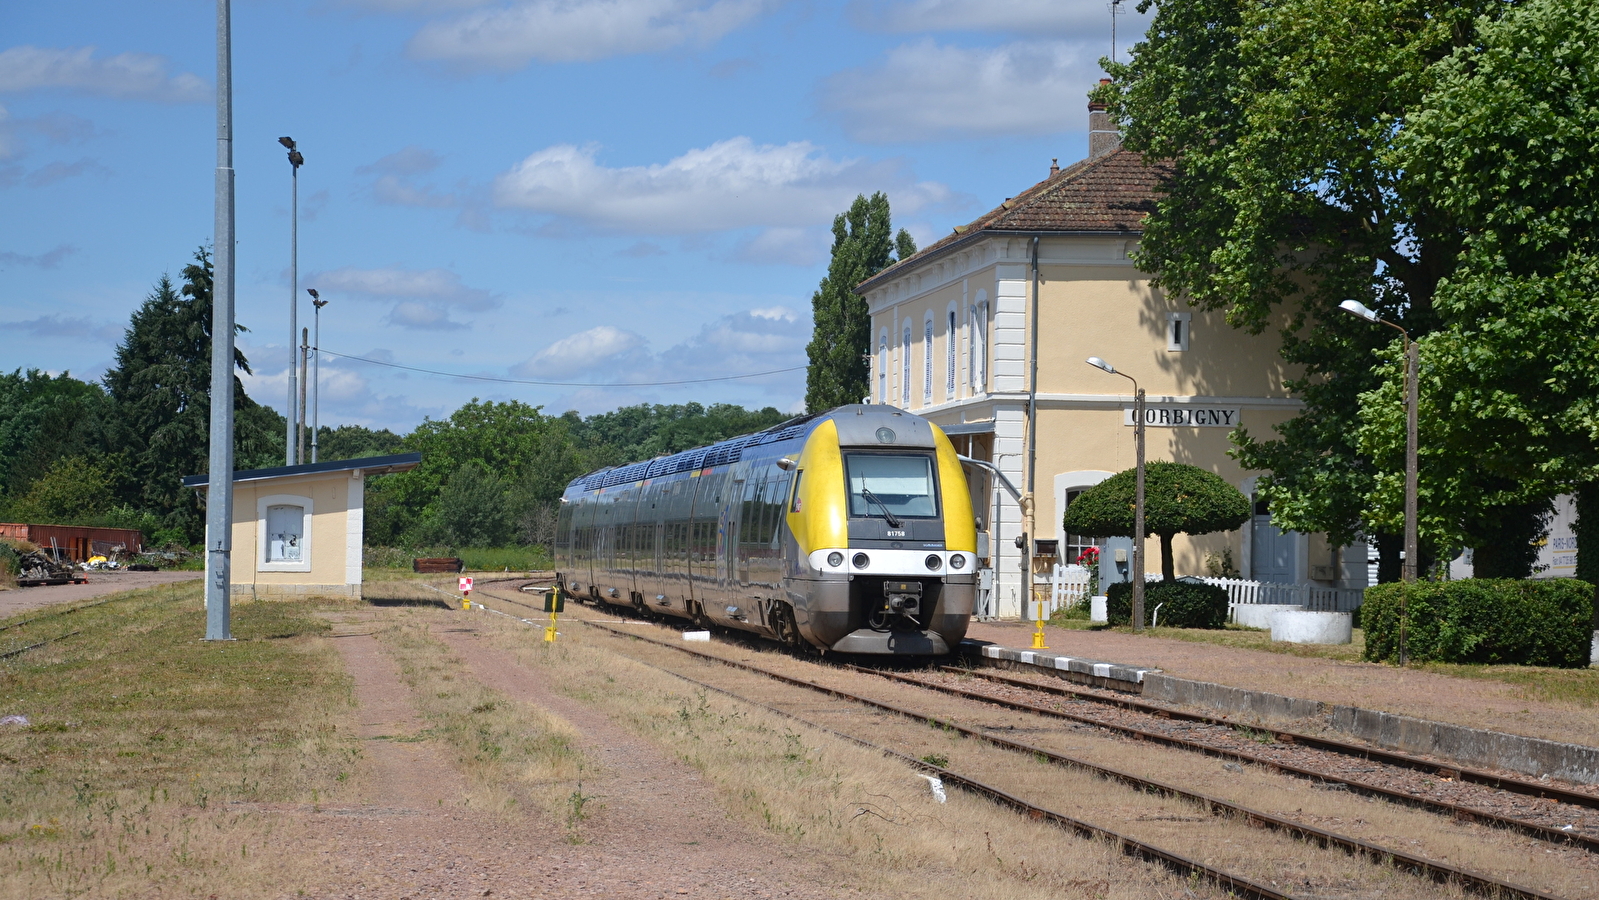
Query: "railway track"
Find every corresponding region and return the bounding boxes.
[466,585,1584,899]
[860,664,1599,851]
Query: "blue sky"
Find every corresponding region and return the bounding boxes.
[0,0,1150,433]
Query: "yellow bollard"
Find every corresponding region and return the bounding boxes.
[543,585,564,642]
[462,595,471,611]
[544,611,558,643]
[1031,595,1048,649]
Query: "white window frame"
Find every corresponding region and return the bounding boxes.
[922,315,934,401]
[1167,312,1192,352]
[258,493,313,573]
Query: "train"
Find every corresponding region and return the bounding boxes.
[554,405,978,655]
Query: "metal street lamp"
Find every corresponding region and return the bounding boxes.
[1086,356,1146,632]
[308,289,327,463]
[279,136,303,465]
[1340,298,1418,666]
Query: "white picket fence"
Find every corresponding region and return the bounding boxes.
[1038,567,1364,619]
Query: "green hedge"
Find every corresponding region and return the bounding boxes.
[1106,580,1229,629]
[1362,578,1595,667]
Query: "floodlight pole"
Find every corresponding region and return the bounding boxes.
[310,290,326,463]
[1086,358,1145,632]
[281,136,303,465]
[205,0,236,641]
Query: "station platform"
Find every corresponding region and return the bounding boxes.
[960,619,1599,786]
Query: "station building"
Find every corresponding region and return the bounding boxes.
[856,94,1368,619]
[183,453,420,600]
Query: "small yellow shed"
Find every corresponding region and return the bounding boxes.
[184,453,420,600]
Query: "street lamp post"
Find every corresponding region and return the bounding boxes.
[279,136,303,466]
[308,289,327,463]
[1339,299,1417,666]
[1086,357,1146,632]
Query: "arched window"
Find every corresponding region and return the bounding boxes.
[923,317,933,400]
[901,324,911,404]
[946,309,957,397]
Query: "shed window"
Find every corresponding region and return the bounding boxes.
[266,504,305,563]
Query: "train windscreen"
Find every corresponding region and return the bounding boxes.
[845,454,937,519]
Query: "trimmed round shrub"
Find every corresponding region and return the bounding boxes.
[1105,580,1229,629]
[1362,578,1595,667]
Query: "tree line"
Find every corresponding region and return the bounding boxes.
[0,248,786,551]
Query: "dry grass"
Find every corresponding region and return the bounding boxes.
[477,619,1234,900]
[372,613,594,836]
[0,584,359,898]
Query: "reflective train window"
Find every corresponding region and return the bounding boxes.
[845,454,938,518]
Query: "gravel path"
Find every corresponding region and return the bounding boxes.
[965,620,1599,748]
[0,569,198,619]
[285,610,869,899]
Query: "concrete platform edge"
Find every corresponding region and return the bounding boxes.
[957,639,1157,692]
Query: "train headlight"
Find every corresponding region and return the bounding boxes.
[852,552,870,569]
[925,554,942,570]
[827,551,844,567]
[949,553,966,570]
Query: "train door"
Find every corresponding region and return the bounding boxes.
[644,480,668,607]
[722,475,745,599]
[664,478,695,611]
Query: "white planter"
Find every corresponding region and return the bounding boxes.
[1090,595,1108,623]
[1590,630,1598,668]
[1271,610,1353,645]
[1231,603,1303,630]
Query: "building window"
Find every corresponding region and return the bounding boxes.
[1167,312,1192,351]
[971,298,988,392]
[257,494,313,572]
[946,310,957,397]
[1062,489,1095,564]
[923,317,933,400]
[878,336,888,403]
[901,324,911,404]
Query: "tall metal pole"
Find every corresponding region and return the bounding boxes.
[1132,386,1146,632]
[205,0,236,641]
[311,303,320,463]
[1023,237,1040,624]
[1401,337,1419,666]
[286,159,299,463]
[298,328,309,465]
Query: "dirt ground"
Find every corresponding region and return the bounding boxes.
[292,611,874,899]
[965,619,1599,749]
[0,569,198,618]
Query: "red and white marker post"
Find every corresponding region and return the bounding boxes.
[459,576,473,610]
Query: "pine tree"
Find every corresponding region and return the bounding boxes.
[804,193,915,412]
[103,247,283,540]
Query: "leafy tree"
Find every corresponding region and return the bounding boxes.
[102,249,283,540]
[805,192,915,412]
[564,402,788,469]
[315,424,405,462]
[1353,0,1599,578]
[1062,462,1250,581]
[4,456,113,523]
[429,462,513,547]
[1098,0,1512,576]
[0,370,113,505]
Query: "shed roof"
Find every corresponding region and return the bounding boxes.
[857,148,1171,292]
[182,452,421,488]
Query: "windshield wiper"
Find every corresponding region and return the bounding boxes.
[860,488,903,528]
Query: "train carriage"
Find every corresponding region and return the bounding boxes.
[554,405,977,655]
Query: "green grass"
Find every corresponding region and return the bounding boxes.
[1412,661,1599,708]
[0,584,359,896]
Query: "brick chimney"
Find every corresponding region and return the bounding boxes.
[1088,78,1121,159]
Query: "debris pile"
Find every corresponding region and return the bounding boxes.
[15,548,80,587]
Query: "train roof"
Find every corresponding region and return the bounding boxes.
[565,405,935,493]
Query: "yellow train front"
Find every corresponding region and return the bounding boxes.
[554,405,977,655]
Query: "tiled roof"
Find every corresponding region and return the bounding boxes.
[859,149,1171,291]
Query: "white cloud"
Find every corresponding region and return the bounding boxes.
[0,244,75,269]
[494,137,952,234]
[358,146,443,177]
[309,266,499,331]
[0,46,207,102]
[849,0,1116,35]
[733,227,828,266]
[3,313,121,343]
[820,40,1095,143]
[407,0,769,70]
[24,157,110,187]
[515,325,649,376]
